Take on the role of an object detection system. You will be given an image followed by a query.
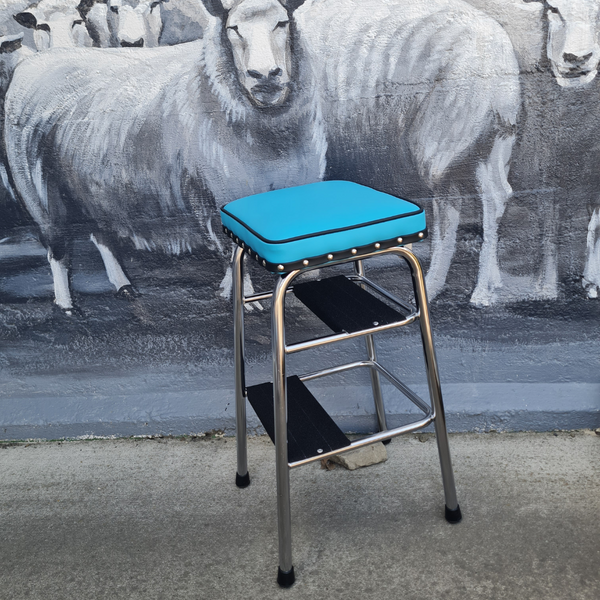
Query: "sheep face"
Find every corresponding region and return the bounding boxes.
[225,0,292,108]
[15,0,92,49]
[545,0,600,87]
[106,0,163,47]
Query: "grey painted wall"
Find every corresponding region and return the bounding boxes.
[0,0,599,439]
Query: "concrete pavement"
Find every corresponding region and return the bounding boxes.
[0,431,598,599]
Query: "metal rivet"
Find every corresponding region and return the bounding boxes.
[397,237,403,244]
[241,242,245,248]
[235,237,239,243]
[277,265,284,271]
[303,260,309,266]
[327,254,333,260]
[373,321,379,326]
[418,232,424,238]
[375,243,381,249]
[262,260,266,266]
[317,448,323,454]
[351,248,357,255]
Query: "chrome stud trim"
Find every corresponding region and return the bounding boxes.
[375,243,381,249]
[302,260,309,266]
[262,260,267,267]
[327,254,333,260]
[277,265,284,271]
[418,232,424,238]
[351,249,357,255]
[397,237,403,243]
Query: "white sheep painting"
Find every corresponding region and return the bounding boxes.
[467,0,600,301]
[540,0,600,299]
[297,0,521,306]
[3,0,326,314]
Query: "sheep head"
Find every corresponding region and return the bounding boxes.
[527,0,600,87]
[203,0,307,108]
[106,0,166,47]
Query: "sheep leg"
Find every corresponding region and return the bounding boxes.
[90,234,139,299]
[425,194,461,301]
[470,134,515,307]
[582,207,600,299]
[534,191,558,299]
[48,249,75,313]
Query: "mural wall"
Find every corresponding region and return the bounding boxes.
[0,0,598,438]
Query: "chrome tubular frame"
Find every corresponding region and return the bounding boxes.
[354,259,388,434]
[272,269,302,579]
[288,415,434,468]
[233,247,249,486]
[234,244,460,584]
[400,247,459,512]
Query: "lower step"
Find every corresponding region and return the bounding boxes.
[247,375,351,463]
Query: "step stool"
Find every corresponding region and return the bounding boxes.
[220,180,461,587]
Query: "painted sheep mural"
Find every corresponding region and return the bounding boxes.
[538,0,600,298]
[296,0,520,305]
[0,0,598,438]
[4,0,325,313]
[469,0,600,300]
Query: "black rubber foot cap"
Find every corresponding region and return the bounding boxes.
[235,472,250,488]
[445,504,462,524]
[277,567,295,588]
[382,438,392,445]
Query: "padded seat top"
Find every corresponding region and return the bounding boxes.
[220,181,426,272]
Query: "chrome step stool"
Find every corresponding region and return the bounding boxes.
[220,180,461,587]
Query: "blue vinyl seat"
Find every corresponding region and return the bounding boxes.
[220,180,427,272]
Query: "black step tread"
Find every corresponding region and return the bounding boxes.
[293,275,406,334]
[247,375,351,463]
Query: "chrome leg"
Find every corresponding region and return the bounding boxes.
[354,261,388,435]
[272,271,299,587]
[398,248,461,523]
[233,247,250,488]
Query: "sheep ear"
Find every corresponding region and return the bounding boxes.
[281,0,307,12]
[201,0,227,18]
[14,12,38,30]
[0,32,24,54]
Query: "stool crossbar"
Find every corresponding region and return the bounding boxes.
[221,181,462,588]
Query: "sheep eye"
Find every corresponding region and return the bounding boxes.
[110,5,119,13]
[275,20,289,29]
[72,19,84,27]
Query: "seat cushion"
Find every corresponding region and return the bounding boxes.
[220,180,426,272]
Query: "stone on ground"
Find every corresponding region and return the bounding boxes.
[330,442,387,470]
